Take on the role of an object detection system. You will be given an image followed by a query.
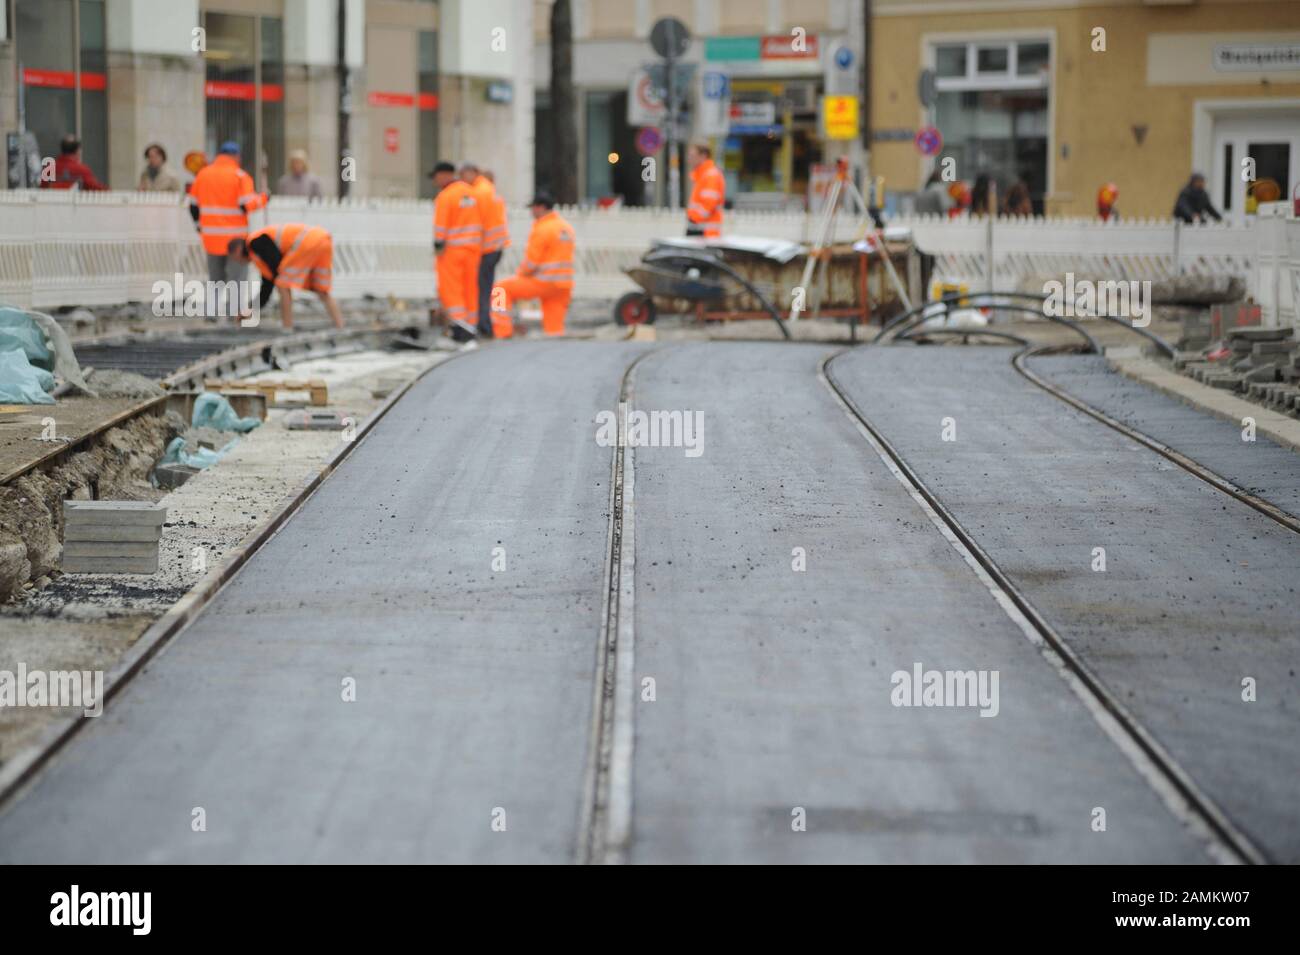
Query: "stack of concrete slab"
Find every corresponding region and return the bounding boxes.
[1179,326,1300,416]
[62,501,167,575]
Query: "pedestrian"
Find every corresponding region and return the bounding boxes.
[276,149,323,200]
[1001,180,1033,217]
[490,192,574,339]
[227,223,344,330]
[188,141,267,319]
[686,142,725,238]
[464,163,509,338]
[913,169,954,216]
[970,174,994,216]
[431,161,483,337]
[1097,182,1120,222]
[137,143,181,192]
[1173,172,1222,223]
[41,134,108,191]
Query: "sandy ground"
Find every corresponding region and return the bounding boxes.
[0,347,447,765]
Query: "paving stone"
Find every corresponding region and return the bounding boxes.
[62,555,159,575]
[63,541,160,559]
[64,523,162,543]
[63,501,168,527]
[1227,325,1295,342]
[283,409,352,431]
[1245,363,1279,382]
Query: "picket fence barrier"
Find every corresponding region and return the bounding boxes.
[1,190,1295,326]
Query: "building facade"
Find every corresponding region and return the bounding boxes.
[1,0,535,203]
[872,0,1300,219]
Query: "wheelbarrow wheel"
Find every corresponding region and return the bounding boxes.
[614,292,657,326]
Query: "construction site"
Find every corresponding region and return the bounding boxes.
[0,0,1299,892]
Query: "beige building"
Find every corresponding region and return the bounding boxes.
[1,0,535,201]
[872,0,1300,218]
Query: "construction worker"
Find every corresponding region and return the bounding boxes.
[432,161,483,338]
[189,141,267,316]
[227,223,344,331]
[41,135,108,191]
[467,165,509,338]
[686,142,725,239]
[490,192,574,339]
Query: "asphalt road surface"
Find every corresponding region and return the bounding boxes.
[2,341,1294,864]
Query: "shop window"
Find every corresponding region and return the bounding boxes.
[935,45,966,79]
[15,0,108,185]
[1016,42,1050,78]
[930,38,1051,213]
[976,46,1009,76]
[203,12,284,193]
[418,30,440,199]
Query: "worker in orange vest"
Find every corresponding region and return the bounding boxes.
[431,161,483,338]
[188,141,267,317]
[490,192,574,338]
[227,223,344,331]
[686,142,725,239]
[466,164,510,338]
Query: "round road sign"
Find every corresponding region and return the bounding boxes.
[650,17,691,59]
[915,125,943,156]
[636,127,664,155]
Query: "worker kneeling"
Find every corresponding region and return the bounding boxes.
[490,192,574,338]
[228,223,344,331]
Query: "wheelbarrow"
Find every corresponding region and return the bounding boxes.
[614,245,791,340]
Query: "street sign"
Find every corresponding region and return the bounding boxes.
[822,95,858,140]
[383,127,399,154]
[834,46,854,70]
[696,71,731,136]
[650,17,691,59]
[915,125,943,156]
[627,67,665,124]
[918,68,937,108]
[635,127,663,155]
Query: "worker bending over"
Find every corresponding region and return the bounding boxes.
[228,223,344,331]
[432,161,483,337]
[490,192,575,338]
[686,142,725,239]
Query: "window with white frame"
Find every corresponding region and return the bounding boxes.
[930,39,1051,214]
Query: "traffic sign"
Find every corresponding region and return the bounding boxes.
[822,95,858,141]
[834,46,854,70]
[636,127,664,155]
[650,17,691,59]
[915,125,943,156]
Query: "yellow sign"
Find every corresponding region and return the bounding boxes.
[823,95,858,140]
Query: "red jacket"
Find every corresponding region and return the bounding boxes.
[42,155,108,191]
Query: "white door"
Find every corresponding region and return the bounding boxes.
[1210,111,1300,223]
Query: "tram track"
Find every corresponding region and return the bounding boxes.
[821,348,1269,865]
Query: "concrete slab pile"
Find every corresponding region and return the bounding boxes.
[61,501,167,575]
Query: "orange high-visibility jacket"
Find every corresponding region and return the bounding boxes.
[189,154,267,256]
[434,180,482,253]
[469,176,509,254]
[687,158,725,236]
[518,210,575,289]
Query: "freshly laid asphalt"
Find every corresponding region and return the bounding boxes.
[3,340,1294,863]
[831,345,1300,863]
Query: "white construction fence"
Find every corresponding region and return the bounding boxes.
[1,190,1296,327]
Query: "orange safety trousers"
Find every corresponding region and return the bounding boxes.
[490,276,571,338]
[437,248,482,326]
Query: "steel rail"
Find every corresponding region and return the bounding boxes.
[821,350,1269,865]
